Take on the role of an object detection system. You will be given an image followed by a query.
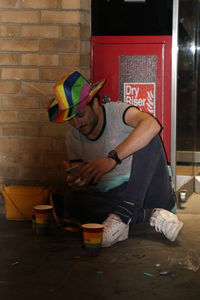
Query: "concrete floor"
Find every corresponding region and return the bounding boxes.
[1,194,200,300]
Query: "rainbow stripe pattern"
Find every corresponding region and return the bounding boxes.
[34,205,53,235]
[48,71,105,123]
[82,223,104,256]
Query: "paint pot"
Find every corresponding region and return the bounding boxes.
[82,223,104,256]
[33,205,53,235]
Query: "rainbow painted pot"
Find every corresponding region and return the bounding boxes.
[82,223,104,256]
[33,205,53,235]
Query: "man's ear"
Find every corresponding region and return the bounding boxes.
[92,96,100,109]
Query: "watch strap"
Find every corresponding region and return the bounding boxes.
[107,150,121,165]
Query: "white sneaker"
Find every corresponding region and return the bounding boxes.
[150,208,184,242]
[101,214,129,247]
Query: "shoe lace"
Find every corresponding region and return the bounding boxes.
[153,215,178,235]
[103,215,120,231]
[153,215,166,233]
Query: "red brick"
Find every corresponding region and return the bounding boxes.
[0,166,17,179]
[62,54,80,66]
[62,0,90,10]
[16,138,55,152]
[18,167,48,180]
[40,123,68,137]
[0,25,20,37]
[80,40,90,54]
[39,111,50,122]
[0,54,19,65]
[41,11,80,24]
[0,152,42,166]
[40,97,53,109]
[17,166,64,181]
[2,124,39,137]
[0,111,18,122]
[43,153,67,167]
[20,0,60,9]
[1,95,40,109]
[80,54,90,66]
[0,138,19,151]
[40,39,80,53]
[23,138,64,155]
[21,82,53,96]
[41,68,90,83]
[62,25,80,38]
[0,0,18,8]
[0,81,21,93]
[2,68,39,80]
[21,25,60,38]
[0,0,91,185]
[61,54,90,68]
[62,0,80,9]
[1,40,39,52]
[80,25,90,38]
[50,138,66,152]
[40,68,79,81]
[79,69,90,79]
[18,111,40,122]
[21,54,59,66]
[0,10,39,23]
[80,11,90,25]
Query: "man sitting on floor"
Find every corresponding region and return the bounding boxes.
[48,71,183,247]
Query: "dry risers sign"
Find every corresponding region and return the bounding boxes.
[124,83,156,116]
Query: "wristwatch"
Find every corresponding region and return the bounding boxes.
[107,150,122,165]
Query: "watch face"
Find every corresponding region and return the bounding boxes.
[109,150,115,157]
[108,150,116,159]
[108,150,121,164]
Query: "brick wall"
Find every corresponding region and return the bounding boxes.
[0,0,91,189]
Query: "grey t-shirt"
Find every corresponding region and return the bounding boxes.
[66,101,134,191]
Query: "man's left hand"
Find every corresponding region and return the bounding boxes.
[79,157,117,185]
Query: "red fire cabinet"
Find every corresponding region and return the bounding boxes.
[91,36,172,162]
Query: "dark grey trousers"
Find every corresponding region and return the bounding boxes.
[66,136,176,224]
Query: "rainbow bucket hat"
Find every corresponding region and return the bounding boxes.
[48,71,105,123]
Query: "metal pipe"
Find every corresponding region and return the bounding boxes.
[171,0,179,190]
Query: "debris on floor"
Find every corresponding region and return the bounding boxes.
[144,272,155,277]
[168,248,200,272]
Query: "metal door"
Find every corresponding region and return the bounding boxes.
[91,36,172,161]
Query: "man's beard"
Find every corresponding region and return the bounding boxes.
[79,108,99,137]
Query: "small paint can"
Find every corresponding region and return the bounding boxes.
[33,205,53,235]
[82,223,104,256]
